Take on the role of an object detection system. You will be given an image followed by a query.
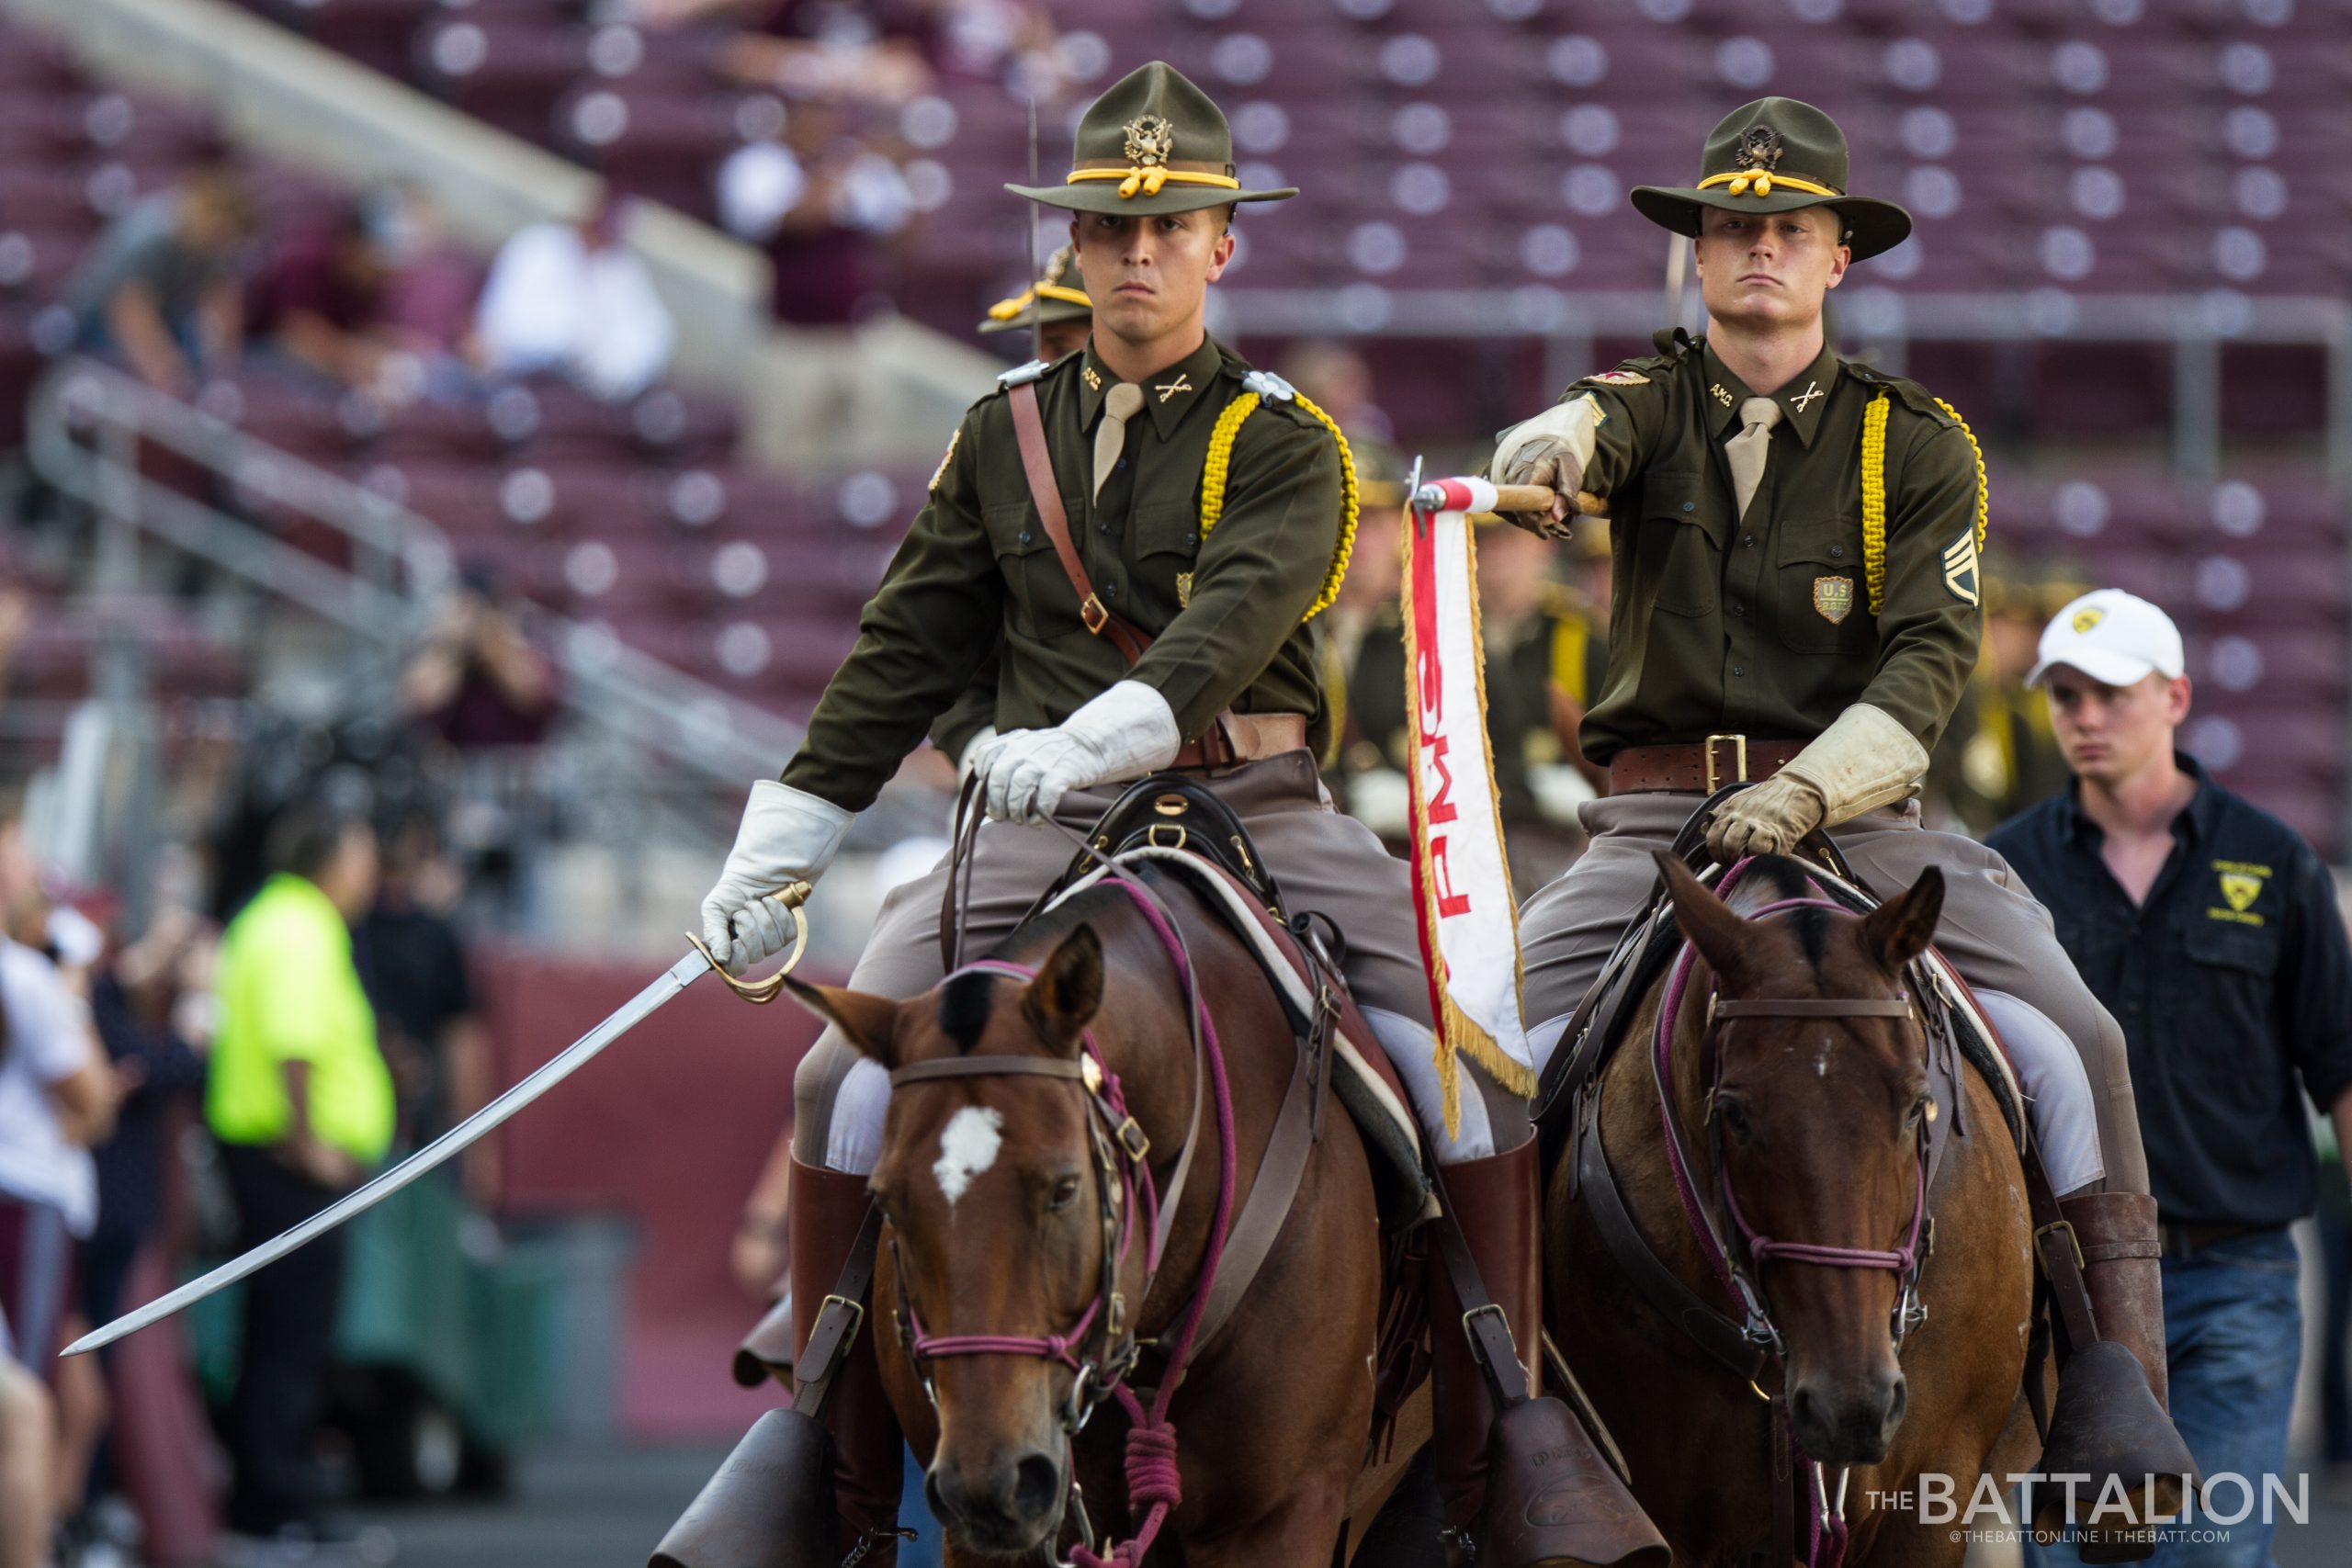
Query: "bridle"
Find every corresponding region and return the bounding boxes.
[1652,889,1936,1368]
[884,870,1239,1568]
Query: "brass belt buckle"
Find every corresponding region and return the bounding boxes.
[1080,593,1111,634]
[1704,733,1749,794]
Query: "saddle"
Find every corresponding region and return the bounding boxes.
[1533,790,2025,1167]
[1049,773,1430,1238]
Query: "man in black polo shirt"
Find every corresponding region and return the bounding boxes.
[1991,588,2352,1568]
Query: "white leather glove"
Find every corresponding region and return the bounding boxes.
[699,781,854,975]
[1706,704,1928,862]
[956,725,997,780]
[973,681,1181,825]
[1488,395,1603,540]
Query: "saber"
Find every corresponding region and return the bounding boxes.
[63,887,813,1358]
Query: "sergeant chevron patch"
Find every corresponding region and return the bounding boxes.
[1942,524,1981,605]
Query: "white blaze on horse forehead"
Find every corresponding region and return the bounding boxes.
[933,1105,1007,1206]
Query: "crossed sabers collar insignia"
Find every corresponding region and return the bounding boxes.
[1791,381,1825,412]
[1154,373,1193,404]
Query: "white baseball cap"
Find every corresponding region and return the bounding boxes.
[2027,588,2186,689]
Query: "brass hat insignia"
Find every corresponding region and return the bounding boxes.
[1734,126,1785,173]
[1124,113,1174,169]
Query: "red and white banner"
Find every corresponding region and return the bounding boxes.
[1402,477,1534,1137]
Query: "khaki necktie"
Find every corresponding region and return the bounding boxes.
[1093,381,1146,501]
[1725,395,1784,521]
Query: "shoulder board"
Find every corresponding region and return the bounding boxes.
[1842,360,1959,426]
[1241,369,1296,401]
[995,359,1049,388]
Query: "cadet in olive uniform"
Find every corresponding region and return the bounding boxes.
[1491,97,2193,1513]
[698,63,1646,1567]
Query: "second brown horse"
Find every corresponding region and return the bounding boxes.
[1548,853,2037,1568]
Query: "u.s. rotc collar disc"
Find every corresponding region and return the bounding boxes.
[1005,61,1298,217]
[1630,96,1911,262]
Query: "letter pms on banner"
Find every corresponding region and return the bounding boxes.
[1403,476,1535,1136]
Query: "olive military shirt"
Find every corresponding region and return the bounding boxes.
[1554,335,1985,763]
[784,333,1343,811]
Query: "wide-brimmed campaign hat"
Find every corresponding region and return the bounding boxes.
[978,243,1092,335]
[1631,97,1911,262]
[1006,61,1297,217]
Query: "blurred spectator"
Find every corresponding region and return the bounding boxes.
[1278,340,1394,448]
[207,807,388,1551]
[400,568,559,751]
[69,167,256,398]
[0,816,116,1387]
[473,195,674,402]
[705,0,938,106]
[80,905,211,1386]
[370,184,485,363]
[718,97,913,328]
[245,204,400,395]
[355,813,495,1203]
[0,1327,50,1568]
[1927,556,2080,836]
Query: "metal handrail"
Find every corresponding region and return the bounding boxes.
[25,358,804,786]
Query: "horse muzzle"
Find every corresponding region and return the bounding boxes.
[1788,1369,1906,1467]
[925,1442,1068,1557]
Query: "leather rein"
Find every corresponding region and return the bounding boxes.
[901,808,1240,1568]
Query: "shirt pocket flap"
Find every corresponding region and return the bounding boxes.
[2186,919,2278,976]
[1642,471,1722,542]
[981,500,1059,558]
[1135,501,1202,560]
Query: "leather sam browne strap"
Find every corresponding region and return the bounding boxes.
[1010,381,1152,663]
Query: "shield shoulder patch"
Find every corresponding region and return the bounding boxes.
[1813,574,1856,625]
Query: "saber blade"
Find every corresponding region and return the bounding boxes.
[63,948,717,1357]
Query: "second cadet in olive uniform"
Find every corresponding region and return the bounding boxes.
[697,62,1652,1568]
[1491,96,2194,1525]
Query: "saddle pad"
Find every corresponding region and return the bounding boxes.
[1049,847,1430,1226]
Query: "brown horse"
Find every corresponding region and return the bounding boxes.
[787,863,1421,1566]
[1546,853,2035,1568]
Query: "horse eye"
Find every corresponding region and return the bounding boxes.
[1048,1175,1081,1213]
[1715,1099,1751,1138]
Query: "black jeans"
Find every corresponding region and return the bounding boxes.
[219,1142,345,1535]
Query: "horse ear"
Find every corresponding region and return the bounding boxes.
[1655,851,1750,986]
[1023,923,1103,1055]
[1859,865,1944,975]
[781,977,903,1070]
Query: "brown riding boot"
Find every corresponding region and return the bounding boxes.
[2032,1192,2199,1563]
[791,1157,908,1567]
[1431,1140,1666,1568]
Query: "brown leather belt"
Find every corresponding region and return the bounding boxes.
[1172,713,1306,770]
[1605,735,1811,795]
[2157,1221,2272,1258]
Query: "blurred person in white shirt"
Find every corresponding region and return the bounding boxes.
[472,193,674,402]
